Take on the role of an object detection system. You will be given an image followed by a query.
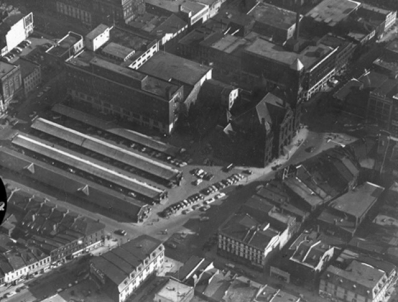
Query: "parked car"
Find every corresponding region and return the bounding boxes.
[193,179,203,186]
[215,193,226,199]
[115,229,127,236]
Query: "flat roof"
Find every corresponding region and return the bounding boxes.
[372,78,398,97]
[111,26,155,51]
[306,0,361,27]
[31,118,178,181]
[157,279,193,301]
[205,34,250,54]
[138,51,211,86]
[102,42,135,60]
[329,182,384,218]
[244,38,334,69]
[146,0,208,16]
[0,61,16,74]
[386,40,398,54]
[12,134,162,199]
[15,58,39,78]
[248,2,298,30]
[325,260,384,291]
[89,56,146,82]
[51,104,179,156]
[373,58,398,74]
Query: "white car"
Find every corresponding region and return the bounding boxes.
[204,198,216,205]
[193,179,203,186]
[215,193,226,199]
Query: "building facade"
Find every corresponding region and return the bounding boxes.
[319,260,392,302]
[0,12,34,56]
[90,235,164,302]
[0,62,22,116]
[366,79,398,136]
[55,0,93,26]
[218,212,295,270]
[16,58,41,98]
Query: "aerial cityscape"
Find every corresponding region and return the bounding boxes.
[0,0,397,301]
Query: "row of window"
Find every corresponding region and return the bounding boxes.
[57,3,92,23]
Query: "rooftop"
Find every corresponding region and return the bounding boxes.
[138,51,211,86]
[324,260,384,293]
[102,42,135,61]
[248,2,299,30]
[358,70,388,89]
[372,78,398,97]
[145,0,207,15]
[219,213,280,250]
[86,24,109,40]
[91,235,162,286]
[386,39,398,54]
[0,61,16,75]
[15,58,39,78]
[47,32,82,57]
[203,34,251,54]
[156,279,193,301]
[306,0,361,27]
[244,37,334,70]
[329,182,383,218]
[110,26,155,52]
[172,255,204,281]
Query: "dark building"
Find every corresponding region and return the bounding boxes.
[282,147,360,212]
[49,0,144,26]
[270,230,335,289]
[65,51,184,134]
[317,182,384,240]
[224,97,275,167]
[8,189,105,262]
[262,92,296,159]
[366,77,398,136]
[0,61,22,116]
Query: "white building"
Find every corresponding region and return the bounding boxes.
[218,212,295,269]
[0,12,33,56]
[319,260,394,302]
[85,24,111,52]
[90,235,164,302]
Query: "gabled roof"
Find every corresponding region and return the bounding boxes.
[219,213,281,250]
